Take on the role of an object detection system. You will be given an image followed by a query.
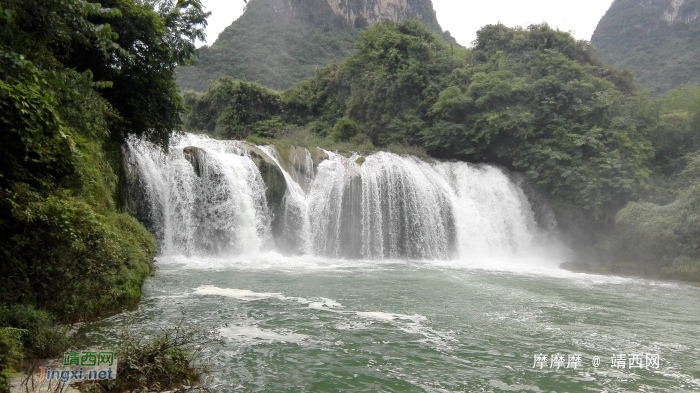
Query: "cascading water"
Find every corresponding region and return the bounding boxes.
[125,135,271,256]
[124,133,557,260]
[110,135,699,393]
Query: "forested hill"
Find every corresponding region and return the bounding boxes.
[591,0,700,94]
[176,0,455,91]
[183,20,700,281]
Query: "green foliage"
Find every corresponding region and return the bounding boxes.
[616,183,700,269]
[0,54,156,321]
[251,116,288,138]
[1,0,208,149]
[591,0,700,94]
[279,20,468,146]
[0,305,67,359]
[421,24,653,219]
[248,126,379,160]
[176,0,453,92]
[329,117,358,141]
[0,304,69,390]
[65,0,209,148]
[277,21,652,219]
[0,50,76,192]
[343,20,462,146]
[183,78,284,139]
[648,85,700,175]
[177,0,361,91]
[280,63,351,128]
[0,0,206,324]
[185,19,698,277]
[0,327,24,391]
[2,187,155,320]
[606,84,700,279]
[659,257,700,282]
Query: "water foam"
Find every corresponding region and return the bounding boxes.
[194,286,455,350]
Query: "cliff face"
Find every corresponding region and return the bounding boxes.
[324,0,440,29]
[591,0,700,94]
[662,0,700,23]
[177,0,450,92]
[328,0,411,23]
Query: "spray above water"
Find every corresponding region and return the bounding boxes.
[124,134,558,261]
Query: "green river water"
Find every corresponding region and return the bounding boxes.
[79,254,700,392]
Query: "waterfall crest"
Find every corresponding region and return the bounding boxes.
[125,134,556,260]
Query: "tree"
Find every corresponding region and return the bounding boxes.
[0,0,207,323]
[421,24,653,219]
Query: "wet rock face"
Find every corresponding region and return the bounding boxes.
[244,148,289,250]
[183,146,202,177]
[249,151,287,214]
[287,146,315,193]
[122,144,163,242]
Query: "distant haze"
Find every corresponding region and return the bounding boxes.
[197,0,615,47]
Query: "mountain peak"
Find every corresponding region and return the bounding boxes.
[591,0,700,94]
[177,0,450,91]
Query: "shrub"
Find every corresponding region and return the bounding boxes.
[0,305,67,359]
[0,188,155,321]
[251,116,289,138]
[329,117,358,141]
[0,327,24,391]
[615,184,700,275]
[660,257,700,282]
[183,78,284,139]
[0,304,69,391]
[84,318,223,393]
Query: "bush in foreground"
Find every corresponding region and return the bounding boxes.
[82,318,223,393]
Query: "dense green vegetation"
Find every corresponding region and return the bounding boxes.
[0,305,68,389]
[2,1,699,387]
[614,85,700,281]
[0,0,206,388]
[183,77,284,139]
[177,0,455,91]
[184,19,700,281]
[186,21,652,217]
[592,0,700,95]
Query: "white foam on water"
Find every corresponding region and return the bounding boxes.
[352,312,456,351]
[220,325,309,344]
[194,286,292,302]
[489,380,543,392]
[156,251,658,289]
[354,311,426,323]
[194,285,340,308]
[194,286,456,351]
[308,298,343,310]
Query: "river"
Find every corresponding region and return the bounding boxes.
[81,254,700,392]
[80,134,700,392]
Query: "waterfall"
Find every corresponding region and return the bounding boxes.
[124,135,271,256]
[124,133,556,260]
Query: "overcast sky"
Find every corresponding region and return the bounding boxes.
[197,0,615,47]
